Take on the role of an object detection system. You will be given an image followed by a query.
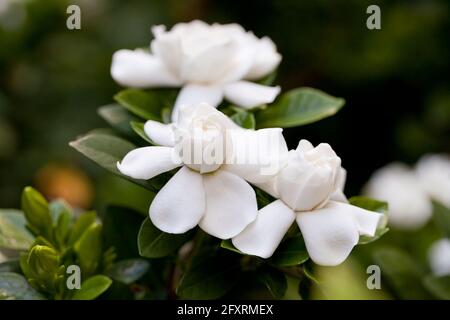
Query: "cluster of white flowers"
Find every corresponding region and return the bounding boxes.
[112,21,383,267]
[364,154,450,230]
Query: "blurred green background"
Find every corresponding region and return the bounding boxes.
[0,0,449,213]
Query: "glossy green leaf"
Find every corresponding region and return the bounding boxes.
[230,110,256,129]
[71,275,112,300]
[0,209,34,250]
[21,187,52,237]
[220,239,244,254]
[423,275,450,300]
[108,259,149,285]
[114,89,163,121]
[74,222,102,275]
[53,205,71,248]
[257,267,287,298]
[69,131,164,192]
[67,211,96,246]
[255,87,345,128]
[98,104,139,136]
[0,272,45,300]
[373,247,432,299]
[270,236,309,267]
[138,218,192,258]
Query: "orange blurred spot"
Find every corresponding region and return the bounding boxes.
[34,163,94,209]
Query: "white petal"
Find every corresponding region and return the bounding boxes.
[296,201,359,266]
[199,170,258,239]
[117,146,180,180]
[144,120,175,147]
[224,128,288,183]
[346,203,383,236]
[245,37,282,80]
[172,84,223,122]
[111,49,181,88]
[232,200,295,258]
[254,177,279,198]
[150,166,205,234]
[429,239,450,276]
[224,81,280,109]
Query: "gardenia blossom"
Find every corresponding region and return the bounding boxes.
[232,140,383,266]
[415,154,450,208]
[428,238,450,276]
[111,20,281,121]
[117,103,288,239]
[364,163,433,230]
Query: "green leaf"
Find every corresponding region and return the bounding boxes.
[71,275,112,300]
[255,87,345,128]
[257,267,287,298]
[270,236,309,267]
[0,209,34,250]
[67,211,96,246]
[257,70,277,86]
[74,222,102,275]
[423,275,450,299]
[108,259,149,285]
[69,131,164,192]
[349,196,389,244]
[21,187,52,237]
[0,272,45,300]
[432,201,450,238]
[176,252,240,299]
[114,89,163,121]
[373,247,432,299]
[220,240,244,254]
[98,104,139,136]
[49,200,72,224]
[50,201,72,248]
[138,218,192,258]
[349,196,388,213]
[103,206,144,259]
[230,110,256,129]
[130,121,153,144]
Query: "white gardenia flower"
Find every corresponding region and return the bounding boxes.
[117,103,288,239]
[428,238,450,276]
[111,20,282,121]
[364,163,433,230]
[416,154,450,208]
[232,140,383,266]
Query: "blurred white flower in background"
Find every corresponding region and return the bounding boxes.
[364,163,432,230]
[111,20,281,121]
[364,154,450,231]
[428,238,450,276]
[0,0,27,30]
[416,154,450,208]
[233,140,383,266]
